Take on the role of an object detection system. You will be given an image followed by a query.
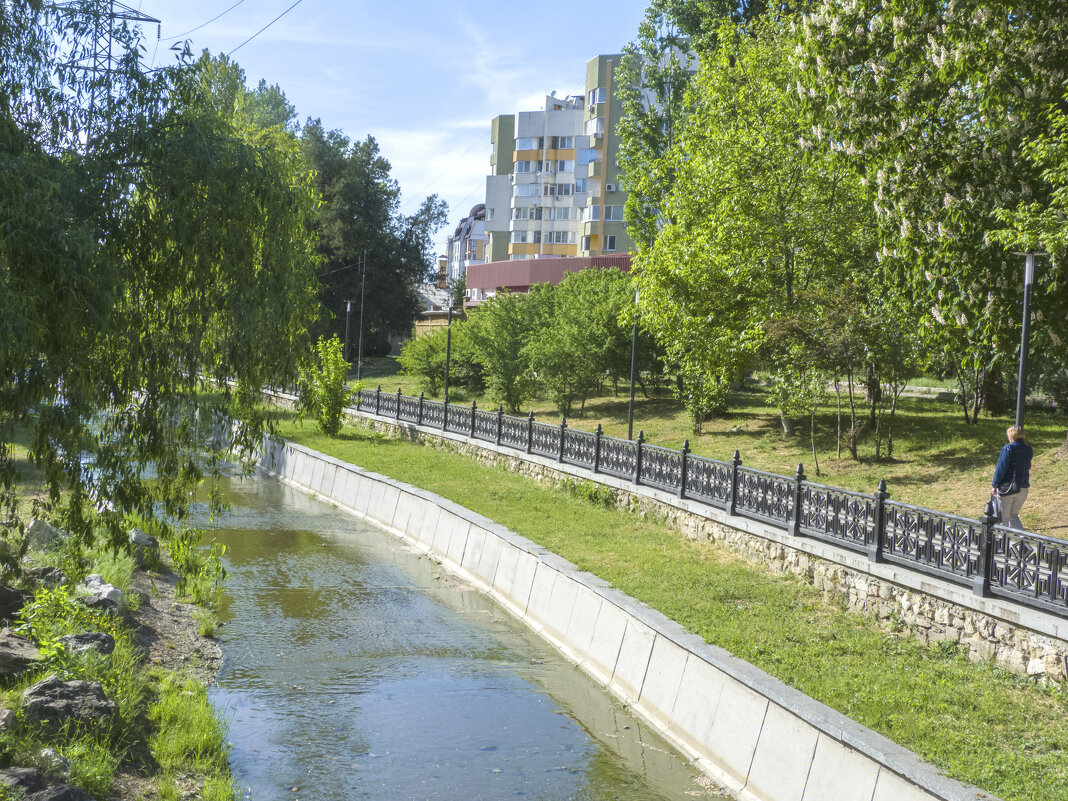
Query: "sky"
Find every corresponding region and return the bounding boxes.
[129,0,652,257]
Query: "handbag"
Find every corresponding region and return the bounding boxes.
[995,448,1019,496]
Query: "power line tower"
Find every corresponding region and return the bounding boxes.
[55,0,160,145]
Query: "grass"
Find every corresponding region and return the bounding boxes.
[273,409,1068,801]
[353,357,1068,536]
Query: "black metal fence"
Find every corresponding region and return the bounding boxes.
[354,386,1068,618]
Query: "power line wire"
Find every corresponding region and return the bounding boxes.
[168,0,247,40]
[228,0,307,56]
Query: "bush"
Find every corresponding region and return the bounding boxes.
[299,336,354,436]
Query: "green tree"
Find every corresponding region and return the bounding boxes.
[299,337,354,436]
[797,0,1068,422]
[633,14,876,432]
[466,292,539,413]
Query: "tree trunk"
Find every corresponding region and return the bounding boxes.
[781,414,795,437]
[834,377,842,460]
[955,370,973,424]
[1059,429,1068,459]
[811,412,820,476]
[846,366,859,460]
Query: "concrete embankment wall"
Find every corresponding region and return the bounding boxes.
[256,437,997,801]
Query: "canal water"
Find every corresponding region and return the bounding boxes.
[205,474,729,801]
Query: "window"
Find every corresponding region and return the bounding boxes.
[514,184,539,197]
[604,235,617,251]
[485,208,494,222]
[546,231,575,244]
[512,207,529,220]
[605,205,624,221]
[576,148,599,165]
[583,206,600,222]
[511,230,541,244]
[555,160,574,172]
[581,235,592,251]
[550,136,574,149]
[574,178,587,193]
[556,183,572,196]
[588,87,606,105]
[515,160,533,173]
[584,117,604,136]
[547,207,574,220]
[516,136,544,150]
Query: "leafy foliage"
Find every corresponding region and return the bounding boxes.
[299,337,354,437]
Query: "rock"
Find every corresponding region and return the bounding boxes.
[0,708,15,728]
[76,575,124,610]
[0,766,45,792]
[1027,657,1046,676]
[128,528,160,567]
[0,583,27,621]
[57,632,115,656]
[25,784,92,801]
[0,628,43,677]
[22,676,116,729]
[25,567,67,589]
[35,748,70,779]
[26,519,64,549]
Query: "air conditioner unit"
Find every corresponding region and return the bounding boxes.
[605,183,617,193]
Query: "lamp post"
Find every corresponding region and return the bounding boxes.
[1015,252,1038,427]
[443,302,454,407]
[356,250,367,382]
[343,300,354,364]
[628,289,639,441]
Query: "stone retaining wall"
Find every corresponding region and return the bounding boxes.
[349,411,1068,682]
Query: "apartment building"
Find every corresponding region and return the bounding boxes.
[483,53,633,263]
[444,203,487,285]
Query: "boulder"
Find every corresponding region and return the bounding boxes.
[22,676,116,729]
[128,528,160,567]
[76,575,124,610]
[26,520,63,549]
[0,583,28,621]
[24,567,67,589]
[0,767,45,793]
[35,749,70,779]
[0,628,42,677]
[0,708,15,728]
[25,784,92,801]
[57,632,114,657]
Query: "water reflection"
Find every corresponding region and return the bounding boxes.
[205,475,728,801]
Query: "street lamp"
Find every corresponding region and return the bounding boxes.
[356,250,367,382]
[628,288,639,441]
[343,299,355,364]
[443,302,454,408]
[1014,252,1041,427]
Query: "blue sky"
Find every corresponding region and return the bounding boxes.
[132,0,651,255]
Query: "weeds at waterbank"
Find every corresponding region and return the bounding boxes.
[274,409,1068,801]
[0,524,235,800]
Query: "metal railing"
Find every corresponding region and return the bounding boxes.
[354,386,1068,618]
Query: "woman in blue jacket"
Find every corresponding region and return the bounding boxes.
[990,425,1034,531]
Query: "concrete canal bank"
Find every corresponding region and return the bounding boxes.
[256,437,998,801]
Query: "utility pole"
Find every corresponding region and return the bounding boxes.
[628,289,639,441]
[1014,253,1041,427]
[356,250,367,382]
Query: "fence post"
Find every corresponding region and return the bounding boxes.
[679,440,690,499]
[634,431,644,486]
[868,479,888,563]
[593,424,602,474]
[791,464,806,537]
[467,400,475,437]
[973,500,996,598]
[375,385,381,415]
[496,404,503,446]
[396,388,402,421]
[558,418,566,462]
[418,392,424,426]
[526,411,534,454]
[728,450,741,516]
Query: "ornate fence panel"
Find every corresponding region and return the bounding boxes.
[397,395,420,424]
[355,390,371,413]
[639,444,683,493]
[422,399,445,429]
[683,456,731,509]
[734,466,794,527]
[530,421,559,458]
[500,414,528,449]
[445,403,471,434]
[990,527,1068,612]
[598,436,637,481]
[562,428,596,469]
[472,409,498,442]
[800,483,877,551]
[882,501,981,585]
[378,391,398,418]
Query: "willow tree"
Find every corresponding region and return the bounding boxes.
[0,2,320,556]
[633,14,876,432]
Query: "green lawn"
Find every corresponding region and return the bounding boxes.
[273,408,1068,801]
[352,358,1068,536]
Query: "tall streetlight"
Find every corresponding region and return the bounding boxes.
[443,301,454,408]
[356,250,367,382]
[1014,252,1041,427]
[627,289,639,441]
[343,299,354,363]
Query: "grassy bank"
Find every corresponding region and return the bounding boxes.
[275,408,1068,801]
[353,357,1068,536]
